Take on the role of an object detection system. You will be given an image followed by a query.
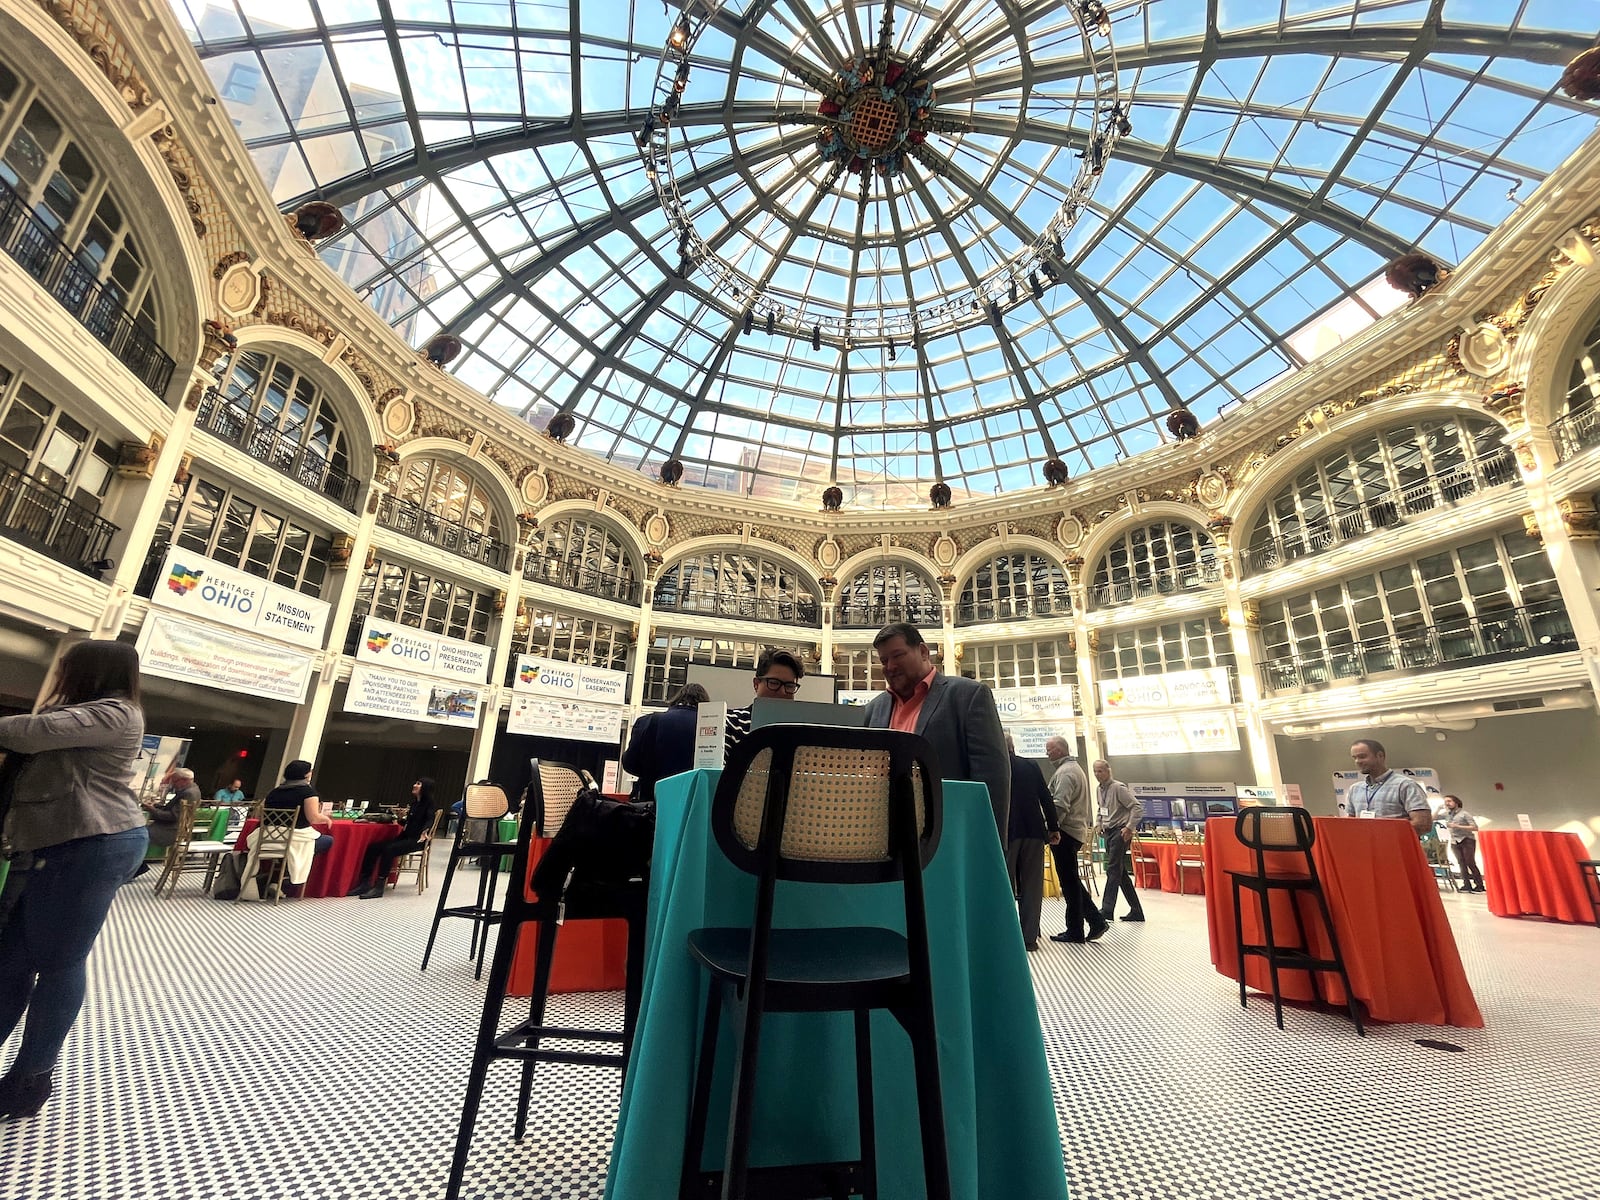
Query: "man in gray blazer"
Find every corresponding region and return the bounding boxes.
[862,623,1010,846]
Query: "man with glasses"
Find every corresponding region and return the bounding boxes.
[724,648,806,755]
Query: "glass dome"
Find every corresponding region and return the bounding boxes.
[173,0,1600,507]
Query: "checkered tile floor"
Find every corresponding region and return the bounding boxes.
[2,853,1597,1199]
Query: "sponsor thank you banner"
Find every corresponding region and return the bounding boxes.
[1100,710,1239,755]
[506,693,625,743]
[345,663,482,728]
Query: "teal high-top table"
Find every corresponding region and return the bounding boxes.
[604,769,1068,1200]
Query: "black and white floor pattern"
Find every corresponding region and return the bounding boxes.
[2,852,1597,1200]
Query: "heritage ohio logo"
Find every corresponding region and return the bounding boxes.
[518,663,538,685]
[167,564,203,596]
[366,629,392,653]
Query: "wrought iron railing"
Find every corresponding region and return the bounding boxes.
[1087,563,1224,610]
[1551,406,1600,462]
[0,464,118,575]
[954,592,1073,624]
[375,495,511,570]
[1242,448,1520,575]
[521,553,643,604]
[0,176,176,396]
[652,589,822,626]
[1258,603,1576,694]
[835,599,945,628]
[195,390,362,511]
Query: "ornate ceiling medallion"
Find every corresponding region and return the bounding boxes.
[815,53,935,180]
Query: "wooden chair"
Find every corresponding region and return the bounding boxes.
[236,803,298,905]
[1131,835,1162,889]
[153,795,234,897]
[680,725,951,1200]
[1423,826,1458,893]
[421,783,514,978]
[1173,825,1206,895]
[1079,839,1101,898]
[1227,807,1363,1036]
[389,808,445,895]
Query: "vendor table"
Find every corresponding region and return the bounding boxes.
[235,818,401,898]
[1479,829,1596,925]
[1133,839,1205,894]
[604,769,1068,1200]
[1203,815,1482,1027]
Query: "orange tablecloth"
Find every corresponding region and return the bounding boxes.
[1203,816,1482,1027]
[235,818,400,899]
[1133,840,1205,894]
[1479,829,1596,925]
[505,834,629,997]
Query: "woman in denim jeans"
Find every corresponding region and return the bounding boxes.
[0,639,149,1122]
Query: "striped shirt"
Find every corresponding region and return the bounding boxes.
[1346,770,1429,819]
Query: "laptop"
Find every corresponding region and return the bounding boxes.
[749,697,869,731]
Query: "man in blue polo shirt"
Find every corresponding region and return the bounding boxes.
[1346,739,1432,834]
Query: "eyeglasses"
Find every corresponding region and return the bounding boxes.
[756,676,801,694]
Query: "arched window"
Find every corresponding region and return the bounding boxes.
[836,561,943,628]
[1555,307,1600,460]
[525,514,641,603]
[654,549,820,625]
[378,455,509,569]
[1089,521,1221,609]
[0,59,172,394]
[1244,415,1519,572]
[967,638,1077,690]
[201,348,359,510]
[351,556,495,648]
[956,552,1071,623]
[1097,617,1235,681]
[1257,527,1569,692]
[507,602,630,686]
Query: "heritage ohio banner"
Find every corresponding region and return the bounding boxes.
[148,547,330,651]
[354,618,491,685]
[137,611,317,704]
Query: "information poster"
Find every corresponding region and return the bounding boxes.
[1099,668,1232,713]
[355,618,490,684]
[505,693,625,743]
[149,547,330,651]
[1132,782,1238,826]
[344,663,482,727]
[137,611,317,704]
[1101,710,1239,754]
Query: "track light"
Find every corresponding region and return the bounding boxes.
[640,114,657,139]
[888,336,897,361]
[742,309,753,335]
[989,301,1002,324]
[678,228,690,257]
[668,16,690,51]
[676,256,689,278]
[1008,278,1018,305]
[811,324,821,351]
[1029,271,1043,299]
[765,310,775,335]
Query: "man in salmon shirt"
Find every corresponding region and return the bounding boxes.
[862,622,1010,846]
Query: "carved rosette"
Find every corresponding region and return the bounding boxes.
[1055,513,1084,550]
[1195,470,1231,513]
[520,468,550,507]
[1558,496,1600,541]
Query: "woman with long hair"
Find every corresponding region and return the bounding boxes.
[347,777,437,898]
[0,639,148,1121]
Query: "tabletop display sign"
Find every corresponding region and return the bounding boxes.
[505,693,625,743]
[356,618,490,685]
[1284,784,1305,808]
[137,611,318,704]
[513,654,628,705]
[149,546,330,651]
[128,734,192,802]
[1101,710,1239,755]
[1133,782,1237,826]
[991,684,1076,722]
[694,702,727,770]
[344,663,482,728]
[1098,667,1231,713]
[1237,785,1279,807]
[1517,813,1534,831]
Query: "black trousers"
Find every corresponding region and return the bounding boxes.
[1050,836,1105,939]
[1453,836,1484,889]
[357,836,425,887]
[1099,828,1145,921]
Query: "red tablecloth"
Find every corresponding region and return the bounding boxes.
[235,818,401,899]
[1479,829,1596,925]
[1203,816,1482,1027]
[1133,840,1205,894]
[505,834,629,997]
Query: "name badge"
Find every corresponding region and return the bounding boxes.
[1358,810,1377,820]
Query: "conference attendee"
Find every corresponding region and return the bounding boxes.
[1093,759,1146,924]
[622,683,709,805]
[213,778,245,806]
[0,639,149,1122]
[249,759,334,897]
[138,767,200,870]
[1345,739,1432,833]
[1442,794,1485,893]
[1045,736,1108,944]
[862,623,1010,844]
[1004,735,1058,952]
[348,778,437,898]
[724,648,806,755]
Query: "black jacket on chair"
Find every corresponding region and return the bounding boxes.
[621,705,700,805]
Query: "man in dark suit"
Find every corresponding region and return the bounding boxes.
[862,623,1010,846]
[621,682,709,804]
[1005,735,1059,951]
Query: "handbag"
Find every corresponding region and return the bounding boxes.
[529,786,654,913]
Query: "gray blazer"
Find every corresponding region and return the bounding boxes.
[0,697,145,854]
[863,674,1010,845]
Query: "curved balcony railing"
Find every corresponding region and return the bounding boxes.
[652,589,822,627]
[522,553,643,604]
[1242,449,1519,576]
[376,495,510,570]
[1258,603,1576,694]
[954,592,1073,625]
[0,177,176,397]
[195,390,362,512]
[1087,563,1224,611]
[0,464,118,575]
[1552,406,1600,462]
[835,599,944,629]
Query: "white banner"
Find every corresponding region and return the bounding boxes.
[355,618,490,685]
[1101,709,1240,755]
[137,611,316,704]
[1005,723,1076,757]
[838,689,879,707]
[505,693,625,743]
[150,547,330,650]
[991,684,1076,722]
[344,663,483,728]
[513,654,628,705]
[1098,668,1232,713]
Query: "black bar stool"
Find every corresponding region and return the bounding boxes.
[421,782,515,979]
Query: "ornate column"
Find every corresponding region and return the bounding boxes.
[1065,553,1099,757]
[1213,518,1283,790]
